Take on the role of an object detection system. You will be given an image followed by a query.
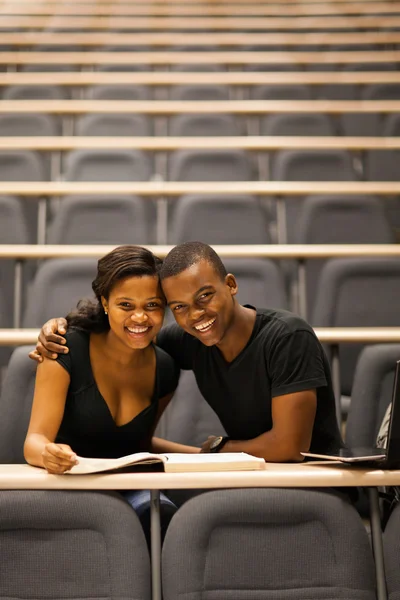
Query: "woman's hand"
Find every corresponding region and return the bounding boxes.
[42,443,78,474]
[29,318,69,363]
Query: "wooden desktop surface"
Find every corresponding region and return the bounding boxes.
[0,462,399,489]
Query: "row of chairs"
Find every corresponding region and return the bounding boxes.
[3,109,400,138]
[2,81,400,101]
[0,343,399,599]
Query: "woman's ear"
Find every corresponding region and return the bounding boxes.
[100,296,108,314]
[225,274,238,297]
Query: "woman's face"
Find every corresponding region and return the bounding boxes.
[101,275,165,350]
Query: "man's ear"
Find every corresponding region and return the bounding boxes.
[225,273,238,297]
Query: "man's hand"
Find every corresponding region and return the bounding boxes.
[200,435,220,453]
[41,443,78,474]
[28,317,69,363]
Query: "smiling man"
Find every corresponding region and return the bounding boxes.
[157,241,343,460]
[33,241,343,461]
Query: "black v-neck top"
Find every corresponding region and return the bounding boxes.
[157,306,343,454]
[55,329,179,458]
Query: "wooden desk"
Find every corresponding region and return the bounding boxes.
[0,50,399,65]
[2,2,399,16]
[0,135,398,152]
[0,31,398,46]
[0,15,398,30]
[0,71,399,87]
[0,99,399,115]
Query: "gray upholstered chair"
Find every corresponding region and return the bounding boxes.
[64,149,153,181]
[162,488,377,600]
[168,149,256,181]
[383,502,400,600]
[169,114,242,137]
[76,114,153,137]
[347,344,400,450]
[47,195,151,245]
[169,194,271,245]
[170,84,230,101]
[88,84,150,101]
[22,258,97,328]
[311,258,400,397]
[295,194,394,317]
[0,347,151,600]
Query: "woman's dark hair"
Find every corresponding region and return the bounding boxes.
[66,245,163,333]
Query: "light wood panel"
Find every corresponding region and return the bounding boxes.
[0,99,398,114]
[0,50,399,64]
[0,31,397,46]
[0,71,398,86]
[1,2,399,15]
[1,244,400,260]
[0,182,399,196]
[0,15,398,29]
[0,136,399,151]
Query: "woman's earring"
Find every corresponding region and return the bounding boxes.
[104,309,108,315]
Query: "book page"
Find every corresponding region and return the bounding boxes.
[67,452,164,475]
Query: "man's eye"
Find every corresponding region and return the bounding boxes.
[173,305,183,312]
[199,292,211,301]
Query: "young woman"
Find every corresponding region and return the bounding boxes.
[24,244,199,544]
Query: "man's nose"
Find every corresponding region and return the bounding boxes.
[189,306,205,322]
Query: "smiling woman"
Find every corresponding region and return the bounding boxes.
[23,245,198,546]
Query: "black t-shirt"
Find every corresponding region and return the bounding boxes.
[157,306,343,453]
[55,329,180,458]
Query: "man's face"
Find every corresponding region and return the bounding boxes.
[161,259,237,346]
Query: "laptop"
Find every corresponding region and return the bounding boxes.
[301,360,400,467]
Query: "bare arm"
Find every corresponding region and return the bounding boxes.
[28,317,69,363]
[24,358,78,473]
[143,392,200,454]
[202,390,317,462]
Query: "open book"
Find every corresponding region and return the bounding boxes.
[67,452,265,475]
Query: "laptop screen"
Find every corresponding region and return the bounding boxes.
[386,360,400,468]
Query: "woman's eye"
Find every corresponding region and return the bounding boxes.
[147,302,160,309]
[120,302,131,308]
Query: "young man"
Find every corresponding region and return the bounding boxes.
[31,241,343,461]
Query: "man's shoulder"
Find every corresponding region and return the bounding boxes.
[254,307,316,339]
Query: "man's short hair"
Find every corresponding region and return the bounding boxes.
[160,241,227,282]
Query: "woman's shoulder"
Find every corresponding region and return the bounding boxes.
[56,328,90,374]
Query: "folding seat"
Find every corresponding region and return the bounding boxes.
[0,195,31,328]
[340,82,400,137]
[0,113,60,136]
[346,344,400,451]
[224,257,288,309]
[162,488,376,600]
[0,151,47,241]
[252,84,312,100]
[311,258,400,396]
[169,149,256,181]
[3,85,68,100]
[169,114,242,137]
[76,114,153,137]
[171,64,224,72]
[170,84,230,101]
[365,114,400,182]
[260,113,336,136]
[0,347,151,600]
[47,195,150,245]
[169,194,271,244]
[97,64,150,72]
[22,258,98,327]
[64,149,153,181]
[271,149,359,244]
[346,344,400,515]
[383,502,400,598]
[295,194,394,317]
[87,84,150,101]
